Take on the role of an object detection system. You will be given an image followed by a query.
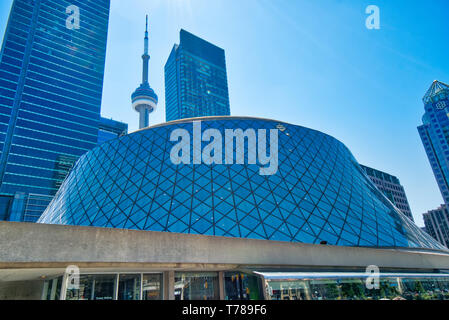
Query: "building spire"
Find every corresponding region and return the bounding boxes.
[142,14,150,84]
[144,14,149,56]
[423,80,449,104]
[132,15,158,129]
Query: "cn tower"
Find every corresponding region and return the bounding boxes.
[131,15,158,129]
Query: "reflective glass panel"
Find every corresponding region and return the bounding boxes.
[174,272,219,300]
[66,274,116,300]
[42,277,62,300]
[266,280,310,300]
[264,276,449,300]
[224,272,261,300]
[118,274,141,300]
[142,274,163,300]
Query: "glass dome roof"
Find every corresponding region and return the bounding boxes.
[38,117,447,251]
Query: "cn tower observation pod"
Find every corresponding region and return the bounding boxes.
[132,15,158,129]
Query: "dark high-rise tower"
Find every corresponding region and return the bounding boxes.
[164,29,230,122]
[423,205,449,248]
[360,165,414,221]
[131,15,158,129]
[0,0,111,222]
[418,80,449,204]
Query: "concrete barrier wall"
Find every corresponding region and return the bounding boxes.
[0,280,44,300]
[1,221,449,271]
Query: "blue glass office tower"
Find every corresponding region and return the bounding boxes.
[98,117,128,145]
[164,29,231,121]
[418,81,449,204]
[0,0,110,222]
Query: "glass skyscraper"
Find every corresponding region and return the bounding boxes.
[97,117,128,145]
[164,29,230,122]
[0,0,110,222]
[418,80,449,204]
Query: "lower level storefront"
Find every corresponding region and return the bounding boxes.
[38,270,262,301]
[32,269,449,300]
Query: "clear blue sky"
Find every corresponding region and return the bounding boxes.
[1,0,449,226]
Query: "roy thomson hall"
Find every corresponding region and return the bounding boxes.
[1,117,449,300]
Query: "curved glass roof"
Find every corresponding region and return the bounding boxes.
[38,117,447,251]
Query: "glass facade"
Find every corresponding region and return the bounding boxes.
[66,274,116,300]
[263,274,449,300]
[142,274,163,300]
[42,276,62,300]
[0,0,110,221]
[224,272,261,300]
[418,80,449,204]
[38,270,449,301]
[117,274,141,300]
[165,29,230,122]
[97,116,128,145]
[38,117,446,251]
[174,272,220,300]
[0,195,12,220]
[63,273,163,301]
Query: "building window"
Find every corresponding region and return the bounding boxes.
[42,276,63,300]
[66,274,116,300]
[174,272,219,300]
[224,272,261,300]
[117,274,141,300]
[142,274,163,300]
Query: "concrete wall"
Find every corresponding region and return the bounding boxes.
[0,280,44,300]
[1,221,449,274]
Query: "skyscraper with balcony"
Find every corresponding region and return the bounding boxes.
[164,29,230,122]
[0,0,110,222]
[360,165,414,221]
[418,80,449,204]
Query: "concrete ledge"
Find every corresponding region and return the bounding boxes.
[1,221,449,271]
